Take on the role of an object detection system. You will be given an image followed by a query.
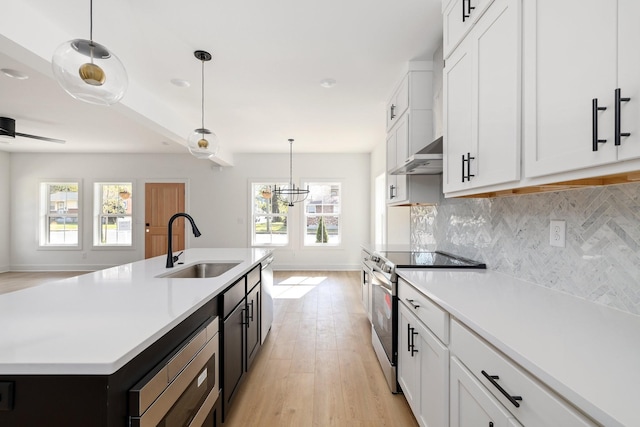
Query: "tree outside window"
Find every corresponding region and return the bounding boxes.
[251,183,289,246]
[304,182,341,246]
[94,183,133,246]
[40,182,80,246]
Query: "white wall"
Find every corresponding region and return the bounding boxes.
[0,151,10,272]
[10,152,370,271]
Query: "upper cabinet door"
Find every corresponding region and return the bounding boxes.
[523,0,617,178]
[472,0,521,188]
[443,0,496,59]
[617,0,640,161]
[443,40,474,194]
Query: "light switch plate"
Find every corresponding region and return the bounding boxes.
[550,220,566,248]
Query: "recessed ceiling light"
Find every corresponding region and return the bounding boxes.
[170,78,190,88]
[320,78,336,88]
[1,68,29,80]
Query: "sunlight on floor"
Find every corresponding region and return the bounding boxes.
[273,275,327,299]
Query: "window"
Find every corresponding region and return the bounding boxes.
[94,183,133,247]
[303,182,341,246]
[251,183,289,246]
[40,181,80,247]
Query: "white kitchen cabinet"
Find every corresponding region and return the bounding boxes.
[443,0,521,196]
[450,357,522,427]
[398,279,449,427]
[523,0,640,178]
[386,67,440,206]
[614,0,640,162]
[442,0,495,59]
[386,70,432,133]
[450,320,597,427]
[386,74,409,131]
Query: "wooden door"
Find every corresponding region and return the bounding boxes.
[145,183,185,259]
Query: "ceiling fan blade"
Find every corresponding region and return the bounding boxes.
[14,132,66,144]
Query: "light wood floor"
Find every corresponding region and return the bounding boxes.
[0,270,417,426]
[223,271,418,427]
[0,271,88,295]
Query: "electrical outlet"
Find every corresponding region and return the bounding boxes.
[550,220,566,248]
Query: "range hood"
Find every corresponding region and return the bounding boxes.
[389,137,443,175]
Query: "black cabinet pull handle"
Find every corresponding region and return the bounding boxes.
[481,370,522,408]
[247,300,254,321]
[489,423,494,427]
[462,152,475,182]
[615,88,631,146]
[241,308,249,326]
[410,328,418,356]
[405,298,420,309]
[390,104,396,121]
[407,323,412,352]
[389,185,396,199]
[592,98,607,151]
[462,0,475,22]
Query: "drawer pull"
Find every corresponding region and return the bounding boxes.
[481,370,522,408]
[405,298,420,309]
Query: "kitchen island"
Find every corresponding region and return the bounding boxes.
[0,248,272,426]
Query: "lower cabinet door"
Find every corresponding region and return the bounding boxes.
[222,301,246,421]
[246,283,261,370]
[398,303,449,427]
[450,356,522,427]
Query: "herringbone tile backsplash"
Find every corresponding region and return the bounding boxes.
[410,182,640,315]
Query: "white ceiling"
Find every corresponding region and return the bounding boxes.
[0,0,442,163]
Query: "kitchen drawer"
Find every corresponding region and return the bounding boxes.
[247,264,261,288]
[223,277,245,319]
[398,278,449,344]
[450,320,597,427]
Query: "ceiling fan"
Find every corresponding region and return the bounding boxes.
[0,117,66,144]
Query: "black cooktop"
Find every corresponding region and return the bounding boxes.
[378,251,486,269]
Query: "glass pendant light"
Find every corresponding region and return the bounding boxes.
[187,50,219,159]
[51,0,128,106]
[273,139,309,206]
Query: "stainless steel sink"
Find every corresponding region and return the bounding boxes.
[158,262,241,279]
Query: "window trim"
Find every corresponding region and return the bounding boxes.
[38,180,82,250]
[92,181,135,250]
[302,180,342,247]
[249,180,291,247]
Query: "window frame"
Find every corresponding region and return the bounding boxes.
[92,182,135,249]
[302,181,342,247]
[250,181,291,247]
[38,180,82,250]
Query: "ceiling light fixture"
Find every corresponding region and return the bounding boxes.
[170,78,191,88]
[273,139,309,206]
[320,78,336,88]
[187,50,219,159]
[51,0,128,105]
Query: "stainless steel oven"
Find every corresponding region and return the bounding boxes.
[368,260,399,393]
[366,250,486,394]
[129,316,220,427]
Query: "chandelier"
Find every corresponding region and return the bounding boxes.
[273,139,309,206]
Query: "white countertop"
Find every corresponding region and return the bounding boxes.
[397,268,640,427]
[0,248,272,376]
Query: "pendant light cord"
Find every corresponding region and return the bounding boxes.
[201,59,205,132]
[289,139,294,187]
[89,0,94,42]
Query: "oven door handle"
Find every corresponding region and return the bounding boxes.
[371,271,393,291]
